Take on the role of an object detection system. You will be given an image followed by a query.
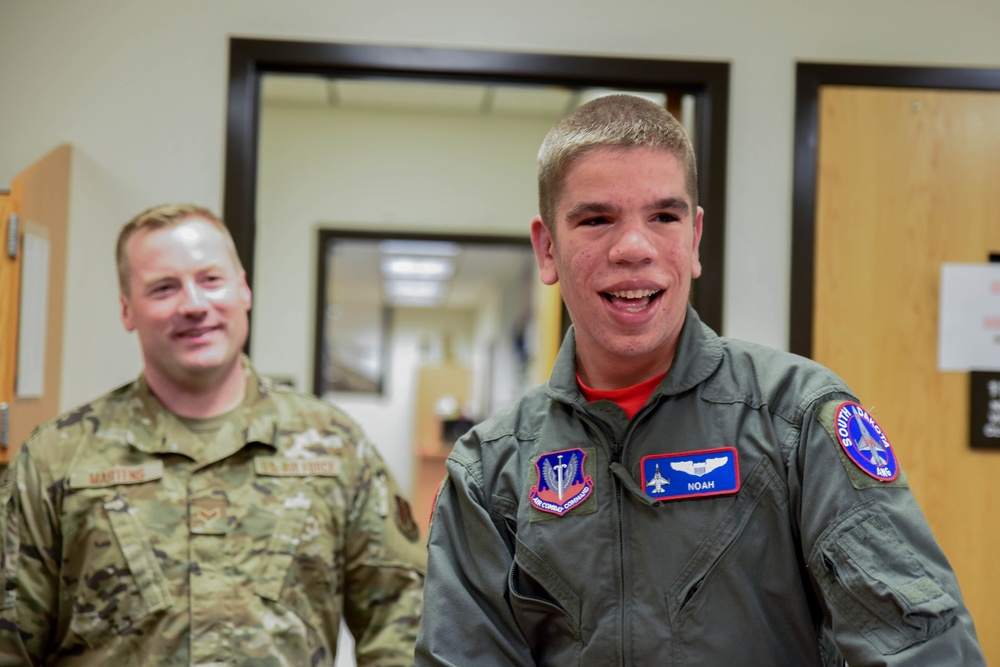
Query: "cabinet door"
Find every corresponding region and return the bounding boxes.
[0,145,72,462]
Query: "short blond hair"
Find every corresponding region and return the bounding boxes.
[116,203,242,295]
[537,94,698,230]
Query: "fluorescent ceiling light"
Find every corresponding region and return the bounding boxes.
[384,279,447,300]
[383,279,448,307]
[381,256,455,280]
[378,239,463,257]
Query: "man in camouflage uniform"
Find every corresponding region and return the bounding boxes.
[0,204,425,666]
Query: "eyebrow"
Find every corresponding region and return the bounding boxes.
[564,197,691,221]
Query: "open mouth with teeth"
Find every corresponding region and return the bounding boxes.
[603,289,662,313]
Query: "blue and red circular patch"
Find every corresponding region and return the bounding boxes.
[833,402,898,482]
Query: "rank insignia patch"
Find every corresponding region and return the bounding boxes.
[529,448,594,516]
[833,402,898,482]
[640,447,740,501]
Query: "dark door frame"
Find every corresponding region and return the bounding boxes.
[790,62,1000,358]
[223,38,730,335]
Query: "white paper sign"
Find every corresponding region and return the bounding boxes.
[938,263,1000,371]
[15,225,50,397]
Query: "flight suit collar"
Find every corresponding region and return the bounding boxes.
[547,305,723,405]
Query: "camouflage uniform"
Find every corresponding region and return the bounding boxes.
[0,359,425,666]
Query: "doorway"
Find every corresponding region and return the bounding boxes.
[791,63,1000,662]
[222,38,730,336]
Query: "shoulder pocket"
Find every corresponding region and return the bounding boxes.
[814,510,957,654]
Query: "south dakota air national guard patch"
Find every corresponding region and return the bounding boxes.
[529,448,594,517]
[640,447,740,500]
[816,400,908,490]
[833,401,898,482]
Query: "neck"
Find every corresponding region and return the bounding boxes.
[145,359,247,419]
[576,347,676,391]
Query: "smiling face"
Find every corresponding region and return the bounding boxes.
[531,146,703,389]
[120,217,252,393]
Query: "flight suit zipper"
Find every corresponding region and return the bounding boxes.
[575,399,659,667]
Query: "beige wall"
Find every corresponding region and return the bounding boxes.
[1,0,998,412]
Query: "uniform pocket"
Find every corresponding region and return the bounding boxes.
[664,458,780,620]
[508,536,582,666]
[252,490,339,635]
[67,494,172,648]
[815,511,958,654]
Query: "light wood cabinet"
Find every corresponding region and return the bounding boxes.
[410,363,471,533]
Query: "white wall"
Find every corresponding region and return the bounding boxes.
[254,102,547,489]
[2,0,998,413]
[253,102,550,390]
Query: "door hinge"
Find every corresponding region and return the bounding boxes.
[6,212,18,259]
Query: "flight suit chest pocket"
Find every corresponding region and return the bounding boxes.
[66,493,172,648]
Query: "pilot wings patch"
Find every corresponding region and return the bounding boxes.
[640,447,740,501]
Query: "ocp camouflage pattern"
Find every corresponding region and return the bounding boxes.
[0,360,425,666]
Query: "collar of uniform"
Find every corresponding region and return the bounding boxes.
[546,305,723,405]
[121,356,280,457]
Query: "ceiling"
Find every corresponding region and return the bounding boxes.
[261,74,665,119]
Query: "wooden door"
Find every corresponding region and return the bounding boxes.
[0,145,72,463]
[0,193,18,460]
[813,87,1000,660]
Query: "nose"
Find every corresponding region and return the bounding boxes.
[179,282,209,315]
[608,221,656,265]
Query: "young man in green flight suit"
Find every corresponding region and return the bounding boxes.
[0,204,425,666]
[415,94,984,665]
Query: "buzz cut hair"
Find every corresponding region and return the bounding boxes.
[537,93,698,230]
[116,203,243,295]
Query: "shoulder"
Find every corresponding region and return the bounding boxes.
[258,379,374,453]
[704,337,854,423]
[262,378,360,423]
[17,380,137,477]
[448,383,552,469]
[24,380,136,449]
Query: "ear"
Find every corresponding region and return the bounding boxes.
[690,206,704,279]
[530,216,559,286]
[238,271,252,311]
[120,293,136,332]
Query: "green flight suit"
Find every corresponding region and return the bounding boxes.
[416,307,983,666]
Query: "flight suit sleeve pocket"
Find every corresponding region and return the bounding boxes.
[814,511,958,654]
[69,495,172,648]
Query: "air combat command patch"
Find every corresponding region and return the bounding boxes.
[529,448,594,517]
